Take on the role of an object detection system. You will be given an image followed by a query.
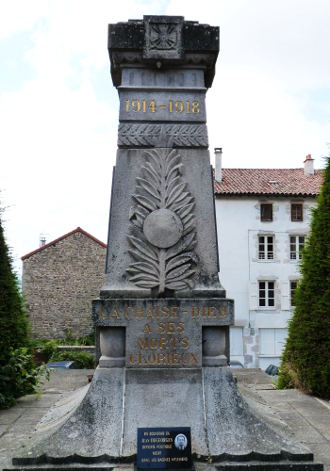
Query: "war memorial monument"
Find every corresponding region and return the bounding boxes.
[11,15,323,471]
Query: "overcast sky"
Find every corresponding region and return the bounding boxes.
[1,0,330,276]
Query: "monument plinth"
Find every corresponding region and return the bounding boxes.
[11,16,323,471]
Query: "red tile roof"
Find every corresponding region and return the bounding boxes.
[22,227,107,260]
[214,168,323,197]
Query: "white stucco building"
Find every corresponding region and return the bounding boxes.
[214,152,323,369]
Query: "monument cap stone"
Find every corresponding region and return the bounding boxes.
[108,15,219,88]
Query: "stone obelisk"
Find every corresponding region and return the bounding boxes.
[94,15,233,372]
[11,16,322,471]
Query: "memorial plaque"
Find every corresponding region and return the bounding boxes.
[137,428,192,470]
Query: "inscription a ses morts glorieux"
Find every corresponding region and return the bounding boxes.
[93,300,233,368]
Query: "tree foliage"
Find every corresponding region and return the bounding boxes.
[278,158,330,398]
[0,213,48,408]
[0,216,29,359]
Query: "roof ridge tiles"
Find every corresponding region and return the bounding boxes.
[22,227,107,260]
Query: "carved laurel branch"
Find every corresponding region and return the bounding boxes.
[126,148,197,294]
[118,124,208,147]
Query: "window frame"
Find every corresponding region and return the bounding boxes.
[291,203,303,222]
[290,235,305,260]
[260,203,273,222]
[258,280,275,308]
[258,235,274,260]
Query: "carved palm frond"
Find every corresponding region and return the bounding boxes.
[126,148,198,294]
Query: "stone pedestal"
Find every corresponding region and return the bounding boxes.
[12,368,320,469]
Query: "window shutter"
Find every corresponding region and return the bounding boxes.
[249,281,258,310]
[259,329,275,355]
[230,327,243,356]
[281,281,290,311]
[275,329,288,355]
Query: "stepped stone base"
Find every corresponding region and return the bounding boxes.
[5,464,324,471]
[8,367,322,470]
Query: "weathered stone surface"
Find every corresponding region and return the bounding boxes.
[118,123,208,148]
[93,298,233,367]
[143,208,184,248]
[12,368,317,465]
[143,16,184,61]
[204,368,306,457]
[20,368,124,459]
[121,68,205,88]
[119,91,206,123]
[108,17,219,88]
[102,148,223,298]
[22,230,106,339]
[122,368,207,456]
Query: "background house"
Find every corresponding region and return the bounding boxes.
[22,227,106,339]
[214,151,323,368]
[21,155,323,359]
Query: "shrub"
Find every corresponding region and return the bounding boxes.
[0,348,49,409]
[62,330,95,346]
[32,335,96,365]
[49,350,96,369]
[40,340,60,360]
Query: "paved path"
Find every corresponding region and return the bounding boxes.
[234,369,330,470]
[0,368,329,470]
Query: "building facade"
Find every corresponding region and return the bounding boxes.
[22,227,106,339]
[214,154,323,368]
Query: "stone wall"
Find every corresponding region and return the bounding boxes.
[22,230,106,339]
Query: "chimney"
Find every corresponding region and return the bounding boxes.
[304,154,314,176]
[215,147,223,182]
[39,234,46,247]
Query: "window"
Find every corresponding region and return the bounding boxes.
[260,204,273,221]
[259,281,275,307]
[290,280,299,306]
[291,203,303,222]
[290,235,305,260]
[258,235,274,260]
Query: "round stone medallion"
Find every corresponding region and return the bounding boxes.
[143,208,183,249]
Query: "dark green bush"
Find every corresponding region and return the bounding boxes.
[0,212,49,408]
[0,218,29,360]
[49,350,96,369]
[40,340,60,360]
[278,157,330,399]
[0,348,49,409]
